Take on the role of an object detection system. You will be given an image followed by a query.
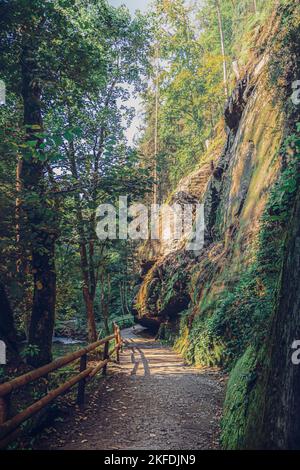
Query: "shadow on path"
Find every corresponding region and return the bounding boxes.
[35,326,225,450]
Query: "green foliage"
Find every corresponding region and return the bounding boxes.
[106,314,135,332]
[268,0,300,106]
[139,0,279,197]
[221,346,257,449]
[0,0,153,353]
[183,123,300,371]
[160,266,188,310]
[21,344,40,360]
[140,0,228,195]
[188,317,226,367]
[0,367,5,380]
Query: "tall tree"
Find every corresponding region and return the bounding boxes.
[48,5,152,342]
[140,0,230,196]
[0,0,111,364]
[215,0,229,97]
[20,26,58,367]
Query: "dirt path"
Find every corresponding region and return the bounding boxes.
[35,327,225,450]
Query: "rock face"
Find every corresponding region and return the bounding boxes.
[224,76,254,131]
[135,2,300,449]
[260,191,300,449]
[135,163,214,328]
[135,11,283,331]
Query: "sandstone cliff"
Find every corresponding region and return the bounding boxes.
[135,2,300,449]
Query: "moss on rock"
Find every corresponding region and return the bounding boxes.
[221,346,257,449]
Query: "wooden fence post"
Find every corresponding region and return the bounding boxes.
[113,323,120,363]
[77,353,87,406]
[117,325,122,352]
[118,326,122,352]
[117,326,121,362]
[102,341,109,376]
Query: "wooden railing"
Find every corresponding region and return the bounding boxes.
[0,323,122,449]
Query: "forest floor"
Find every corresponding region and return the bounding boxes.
[34,327,225,450]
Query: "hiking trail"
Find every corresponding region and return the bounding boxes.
[35,326,225,450]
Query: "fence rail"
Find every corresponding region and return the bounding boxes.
[0,322,122,449]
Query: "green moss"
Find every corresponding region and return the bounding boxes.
[181,247,279,370]
[221,346,257,449]
[160,259,190,312]
[174,325,191,360]
[183,120,299,367]
[184,314,226,367]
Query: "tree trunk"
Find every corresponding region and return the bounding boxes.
[78,232,97,343]
[101,272,110,336]
[215,0,229,98]
[20,41,57,367]
[84,286,97,343]
[0,282,20,367]
[81,240,97,343]
[27,233,56,367]
[15,157,23,273]
[119,282,126,316]
[153,44,159,205]
[68,143,97,343]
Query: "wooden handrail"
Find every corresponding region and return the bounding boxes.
[0,366,94,441]
[0,334,115,398]
[0,323,123,449]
